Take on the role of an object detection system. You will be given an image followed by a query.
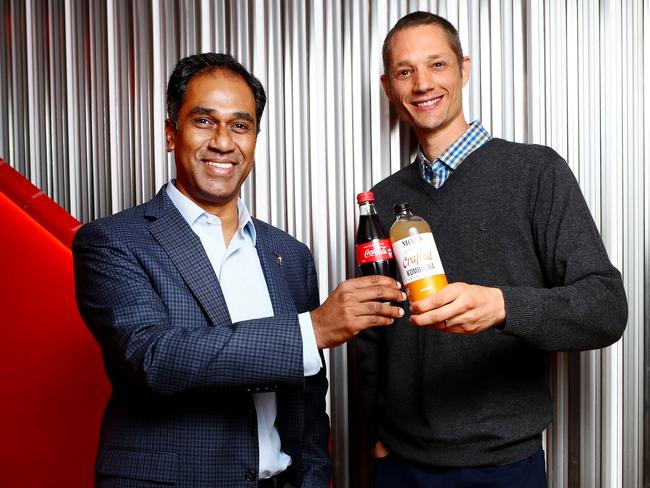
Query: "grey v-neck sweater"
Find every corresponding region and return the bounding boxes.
[358,138,627,467]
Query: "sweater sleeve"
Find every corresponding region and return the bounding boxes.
[498,157,627,351]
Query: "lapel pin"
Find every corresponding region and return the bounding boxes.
[276,253,283,265]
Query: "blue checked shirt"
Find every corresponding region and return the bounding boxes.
[419,120,492,188]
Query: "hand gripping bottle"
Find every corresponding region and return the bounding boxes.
[355,192,396,278]
[389,202,447,301]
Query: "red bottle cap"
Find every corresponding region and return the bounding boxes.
[357,191,375,204]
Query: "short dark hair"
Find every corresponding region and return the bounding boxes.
[166,53,266,132]
[382,11,464,74]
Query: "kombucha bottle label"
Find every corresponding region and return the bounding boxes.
[391,232,445,285]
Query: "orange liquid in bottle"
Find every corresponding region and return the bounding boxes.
[390,207,447,302]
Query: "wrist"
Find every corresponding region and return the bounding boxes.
[492,287,506,329]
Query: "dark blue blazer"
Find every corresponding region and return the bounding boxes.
[73,187,330,487]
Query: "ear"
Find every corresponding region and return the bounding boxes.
[380,74,394,103]
[165,119,176,152]
[461,56,471,87]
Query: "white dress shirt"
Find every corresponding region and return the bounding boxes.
[166,181,321,479]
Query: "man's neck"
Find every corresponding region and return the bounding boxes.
[211,201,239,247]
[417,118,470,161]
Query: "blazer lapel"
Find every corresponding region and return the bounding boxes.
[254,219,296,316]
[145,188,232,328]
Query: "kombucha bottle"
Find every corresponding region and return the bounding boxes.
[389,202,447,302]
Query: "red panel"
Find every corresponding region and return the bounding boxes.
[0,171,110,486]
[0,159,81,248]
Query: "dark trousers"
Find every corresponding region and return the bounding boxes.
[373,449,547,488]
[258,466,297,488]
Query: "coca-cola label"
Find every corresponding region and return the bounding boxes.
[355,239,394,265]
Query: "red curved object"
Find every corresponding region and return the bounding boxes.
[0,158,111,487]
[0,160,81,248]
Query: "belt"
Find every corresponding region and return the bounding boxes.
[258,467,294,488]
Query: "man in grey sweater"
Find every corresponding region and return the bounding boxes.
[357,11,627,488]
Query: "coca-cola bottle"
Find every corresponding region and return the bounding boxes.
[355,191,396,277]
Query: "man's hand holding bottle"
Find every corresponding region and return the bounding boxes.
[310,275,406,349]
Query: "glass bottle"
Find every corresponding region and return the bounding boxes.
[390,202,447,301]
[355,192,396,278]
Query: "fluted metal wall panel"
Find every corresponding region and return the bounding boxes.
[645,1,650,484]
[1,1,647,487]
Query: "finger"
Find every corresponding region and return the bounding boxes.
[348,285,407,304]
[362,314,396,328]
[409,303,457,326]
[409,284,460,313]
[410,287,475,325]
[348,274,402,290]
[436,320,450,330]
[437,319,468,333]
[420,320,448,331]
[442,323,483,335]
[347,309,397,332]
[426,314,486,335]
[437,323,462,334]
[354,302,405,319]
[419,318,461,334]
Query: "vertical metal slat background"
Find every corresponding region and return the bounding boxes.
[0,1,647,487]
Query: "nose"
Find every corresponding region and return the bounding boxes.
[209,125,235,152]
[412,68,434,93]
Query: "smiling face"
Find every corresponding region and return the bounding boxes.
[381,24,470,154]
[165,69,257,217]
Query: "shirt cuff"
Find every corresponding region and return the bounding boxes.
[298,312,321,376]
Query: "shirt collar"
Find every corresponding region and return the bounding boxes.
[417,120,492,170]
[166,180,257,244]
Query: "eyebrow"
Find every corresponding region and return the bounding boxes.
[188,106,255,122]
[393,53,447,67]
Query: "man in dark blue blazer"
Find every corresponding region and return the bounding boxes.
[73,53,405,487]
